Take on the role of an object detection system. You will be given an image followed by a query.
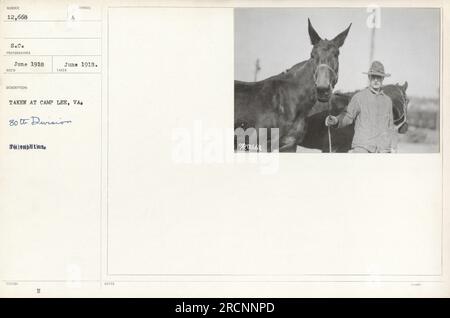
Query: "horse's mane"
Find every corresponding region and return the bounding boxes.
[235,59,311,85]
[286,60,309,73]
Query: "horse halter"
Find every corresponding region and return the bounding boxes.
[393,86,409,130]
[313,63,338,88]
[313,63,338,152]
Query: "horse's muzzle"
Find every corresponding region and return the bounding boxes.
[316,86,331,102]
[398,122,408,134]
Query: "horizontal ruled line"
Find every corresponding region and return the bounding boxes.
[3,37,101,40]
[3,280,101,282]
[3,20,101,23]
[2,279,443,283]
[4,54,101,56]
[106,5,441,8]
[3,72,101,75]
[95,280,445,283]
[106,273,442,277]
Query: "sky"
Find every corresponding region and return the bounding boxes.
[235,8,440,98]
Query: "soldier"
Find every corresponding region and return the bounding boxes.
[325,61,396,153]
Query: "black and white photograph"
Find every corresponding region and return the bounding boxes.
[234,8,440,153]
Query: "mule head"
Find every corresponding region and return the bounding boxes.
[396,81,409,134]
[383,82,409,134]
[308,18,351,102]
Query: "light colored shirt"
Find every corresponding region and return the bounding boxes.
[336,87,395,152]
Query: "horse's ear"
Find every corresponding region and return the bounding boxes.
[332,23,352,48]
[402,81,408,92]
[308,18,322,45]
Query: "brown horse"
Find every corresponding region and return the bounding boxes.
[301,82,409,152]
[234,19,352,152]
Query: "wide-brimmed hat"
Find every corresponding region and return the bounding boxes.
[363,60,391,77]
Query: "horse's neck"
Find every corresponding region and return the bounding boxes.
[263,59,317,116]
[288,59,314,81]
[286,59,316,96]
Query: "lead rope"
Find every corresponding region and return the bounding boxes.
[327,98,332,153]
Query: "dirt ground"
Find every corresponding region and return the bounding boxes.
[297,143,439,153]
[296,127,439,153]
[396,142,439,153]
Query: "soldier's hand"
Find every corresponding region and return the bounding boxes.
[325,115,338,127]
